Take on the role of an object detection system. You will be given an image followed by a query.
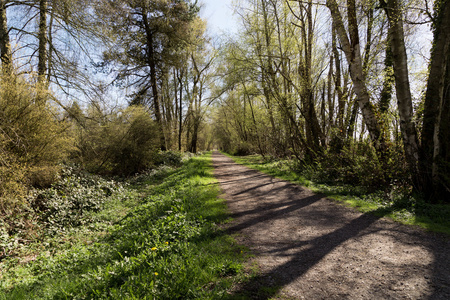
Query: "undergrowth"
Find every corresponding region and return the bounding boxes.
[0,153,248,299]
[229,154,450,235]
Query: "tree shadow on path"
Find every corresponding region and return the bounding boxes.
[212,152,450,300]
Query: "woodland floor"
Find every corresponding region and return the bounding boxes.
[212,151,450,300]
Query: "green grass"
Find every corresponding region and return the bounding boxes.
[227,153,450,235]
[0,153,250,299]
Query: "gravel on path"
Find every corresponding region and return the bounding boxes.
[212,151,450,299]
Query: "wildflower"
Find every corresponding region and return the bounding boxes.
[165,242,169,245]
[151,247,157,251]
[154,272,158,276]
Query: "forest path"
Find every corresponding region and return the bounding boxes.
[211,151,450,299]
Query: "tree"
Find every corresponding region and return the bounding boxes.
[381,0,420,186]
[99,0,200,150]
[287,0,325,156]
[420,0,450,202]
[185,52,214,152]
[1,0,109,105]
[326,0,384,154]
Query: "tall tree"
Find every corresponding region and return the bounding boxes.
[100,0,199,149]
[381,0,420,186]
[186,48,214,153]
[421,0,450,201]
[326,0,385,153]
[288,0,325,156]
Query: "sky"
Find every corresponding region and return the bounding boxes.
[199,0,239,36]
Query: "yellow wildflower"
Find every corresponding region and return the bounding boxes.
[151,247,157,251]
[154,272,158,276]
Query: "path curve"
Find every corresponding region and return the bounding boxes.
[212,152,450,299]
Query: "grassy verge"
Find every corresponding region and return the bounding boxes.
[0,153,249,299]
[227,154,450,235]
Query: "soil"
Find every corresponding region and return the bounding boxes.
[211,151,450,300]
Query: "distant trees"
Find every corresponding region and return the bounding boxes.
[211,0,449,202]
[1,0,448,207]
[0,0,212,219]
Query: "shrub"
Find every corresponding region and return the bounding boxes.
[233,141,252,156]
[73,105,160,176]
[0,74,72,167]
[0,73,72,217]
[27,166,61,189]
[0,151,28,216]
[299,141,409,192]
[155,150,183,167]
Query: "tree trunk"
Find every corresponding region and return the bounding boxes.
[382,0,420,187]
[332,22,345,131]
[190,115,200,153]
[327,50,334,133]
[379,37,394,114]
[142,10,166,150]
[175,68,184,151]
[326,0,384,152]
[302,0,324,153]
[0,0,11,74]
[362,3,374,79]
[38,0,48,86]
[421,0,450,201]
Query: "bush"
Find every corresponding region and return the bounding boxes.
[233,141,252,156]
[0,74,72,167]
[27,165,61,189]
[155,150,183,167]
[0,73,72,217]
[0,151,28,216]
[73,105,160,176]
[299,141,409,192]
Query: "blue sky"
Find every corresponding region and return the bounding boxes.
[199,0,238,35]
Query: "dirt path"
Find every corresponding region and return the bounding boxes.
[212,152,450,299]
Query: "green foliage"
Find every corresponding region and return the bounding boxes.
[73,105,160,176]
[33,165,123,234]
[0,152,28,215]
[0,74,72,167]
[233,141,253,156]
[0,73,72,240]
[0,154,248,299]
[154,150,184,167]
[303,142,409,191]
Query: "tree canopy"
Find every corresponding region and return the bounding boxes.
[0,0,449,204]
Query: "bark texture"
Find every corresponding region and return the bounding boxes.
[382,0,420,185]
[0,0,11,74]
[38,0,48,85]
[421,0,450,201]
